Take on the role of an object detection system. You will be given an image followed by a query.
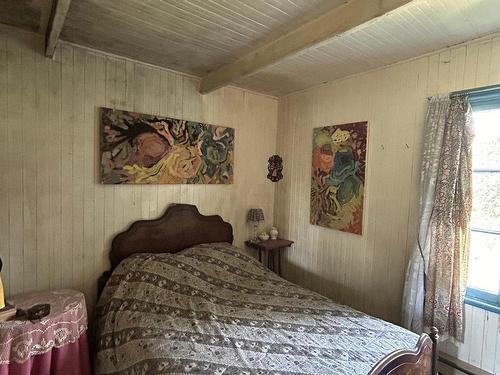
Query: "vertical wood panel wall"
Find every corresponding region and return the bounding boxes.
[275,34,500,373]
[0,26,278,314]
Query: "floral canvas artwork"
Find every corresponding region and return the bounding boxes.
[100,108,234,184]
[310,121,367,235]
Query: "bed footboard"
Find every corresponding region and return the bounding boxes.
[369,327,439,375]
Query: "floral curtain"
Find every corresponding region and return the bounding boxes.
[402,95,473,342]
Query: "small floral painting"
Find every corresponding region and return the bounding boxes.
[100,108,234,184]
[310,121,367,235]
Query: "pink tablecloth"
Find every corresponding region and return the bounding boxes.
[0,333,90,375]
[0,290,91,375]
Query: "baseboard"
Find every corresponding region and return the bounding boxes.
[438,352,493,375]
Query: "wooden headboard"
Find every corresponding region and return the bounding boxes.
[98,204,233,295]
[110,203,233,267]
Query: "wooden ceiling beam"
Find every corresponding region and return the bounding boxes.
[199,0,413,94]
[45,0,72,58]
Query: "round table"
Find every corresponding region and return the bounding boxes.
[0,289,91,375]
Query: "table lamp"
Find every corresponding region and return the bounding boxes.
[247,208,264,242]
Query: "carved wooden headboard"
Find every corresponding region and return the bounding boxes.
[98,204,233,294]
[109,203,233,268]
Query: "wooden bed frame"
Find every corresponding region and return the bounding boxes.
[98,203,439,375]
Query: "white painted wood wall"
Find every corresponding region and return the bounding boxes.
[442,305,500,374]
[0,25,278,314]
[275,34,500,373]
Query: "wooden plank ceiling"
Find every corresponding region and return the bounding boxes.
[60,0,346,77]
[2,0,500,96]
[0,0,53,34]
[234,0,500,96]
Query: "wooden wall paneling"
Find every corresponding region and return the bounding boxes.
[93,53,107,298]
[285,92,301,280]
[446,305,478,368]
[121,60,138,235]
[21,33,37,293]
[448,46,467,93]
[72,47,86,292]
[0,26,278,311]
[495,320,500,374]
[224,89,243,234]
[480,311,497,373]
[246,90,278,241]
[401,56,430,279]
[390,62,422,318]
[48,47,62,290]
[462,41,480,89]
[468,307,486,367]
[306,82,321,289]
[437,50,452,93]
[490,36,500,81]
[475,40,493,87]
[60,44,74,289]
[365,69,386,316]
[112,59,126,236]
[103,58,116,267]
[132,63,148,220]
[35,36,50,291]
[368,80,389,276]
[425,52,440,96]
[276,33,500,328]
[8,32,25,295]
[126,62,142,223]
[0,29,9,294]
[277,32,500,373]
[83,51,96,306]
[275,95,294,278]
[358,69,375,310]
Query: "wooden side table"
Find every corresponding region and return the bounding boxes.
[245,238,294,276]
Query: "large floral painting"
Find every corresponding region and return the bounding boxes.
[310,121,367,235]
[100,108,234,184]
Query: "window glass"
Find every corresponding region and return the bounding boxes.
[470,173,500,231]
[472,109,500,170]
[467,231,500,295]
[467,107,500,297]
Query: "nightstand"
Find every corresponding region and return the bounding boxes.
[0,289,91,375]
[245,238,294,276]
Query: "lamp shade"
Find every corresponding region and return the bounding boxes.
[247,208,264,223]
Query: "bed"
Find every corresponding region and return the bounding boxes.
[95,204,438,375]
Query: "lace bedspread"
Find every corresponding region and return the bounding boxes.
[96,243,418,374]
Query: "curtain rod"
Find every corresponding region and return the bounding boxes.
[427,83,500,100]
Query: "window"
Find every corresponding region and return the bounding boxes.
[465,89,500,314]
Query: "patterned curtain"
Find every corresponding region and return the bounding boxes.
[402,95,473,342]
